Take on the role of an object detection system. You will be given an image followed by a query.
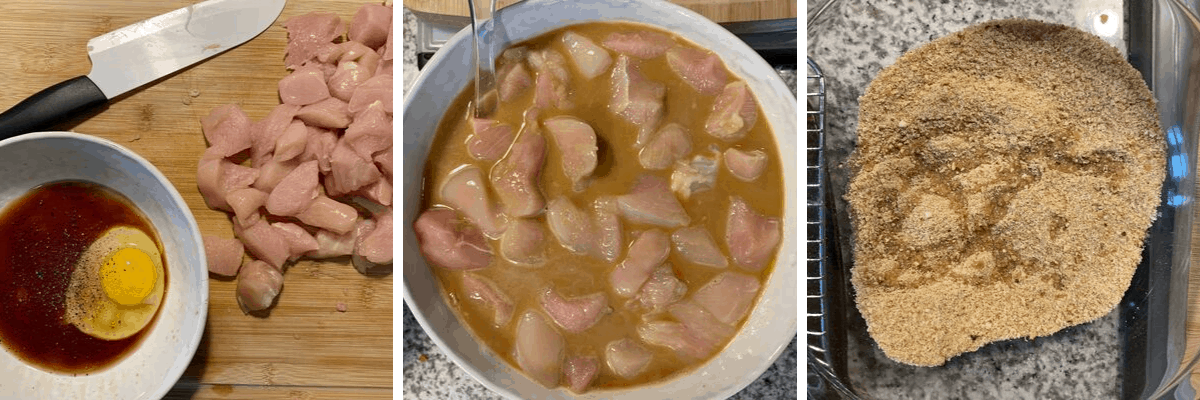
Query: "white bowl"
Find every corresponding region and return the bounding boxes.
[402,0,798,398]
[0,132,207,399]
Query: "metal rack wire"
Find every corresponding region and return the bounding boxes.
[806,57,831,396]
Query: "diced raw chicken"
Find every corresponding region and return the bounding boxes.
[279,65,331,106]
[467,119,515,162]
[198,157,259,212]
[236,260,284,312]
[462,273,514,327]
[326,139,382,196]
[358,178,392,207]
[283,12,345,69]
[545,196,593,255]
[204,235,244,277]
[540,289,611,333]
[534,72,573,110]
[609,55,665,146]
[561,31,612,80]
[234,217,292,270]
[499,62,533,102]
[296,97,351,129]
[602,31,674,59]
[348,4,391,49]
[200,104,253,157]
[725,196,781,272]
[413,208,493,270]
[668,301,734,347]
[635,264,686,311]
[638,123,692,170]
[610,229,670,297]
[251,104,301,164]
[270,222,320,260]
[704,81,758,142]
[374,147,393,179]
[591,197,622,262]
[344,101,391,159]
[265,160,320,217]
[543,116,597,191]
[693,271,761,325]
[637,321,712,360]
[665,47,729,96]
[500,219,546,266]
[251,156,301,193]
[307,219,373,259]
[671,226,728,268]
[381,12,393,60]
[489,129,546,217]
[301,127,339,173]
[274,120,309,161]
[604,338,652,379]
[527,48,570,82]
[296,195,358,234]
[724,148,767,182]
[226,187,268,228]
[563,355,599,394]
[617,175,690,228]
[328,60,374,102]
[348,74,392,115]
[441,165,508,238]
[670,152,719,200]
[515,311,565,388]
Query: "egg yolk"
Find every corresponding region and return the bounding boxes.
[99,248,157,306]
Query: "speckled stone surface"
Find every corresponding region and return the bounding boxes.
[402,6,798,399]
[809,0,1127,399]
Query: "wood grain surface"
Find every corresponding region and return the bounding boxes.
[405,0,797,23]
[0,1,393,399]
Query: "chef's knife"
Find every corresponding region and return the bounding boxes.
[0,0,287,140]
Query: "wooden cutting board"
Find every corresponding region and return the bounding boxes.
[406,0,797,23]
[0,1,392,399]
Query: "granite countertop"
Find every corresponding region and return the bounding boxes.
[402,7,798,400]
[809,0,1127,399]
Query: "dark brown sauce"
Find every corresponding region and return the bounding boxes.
[0,180,167,375]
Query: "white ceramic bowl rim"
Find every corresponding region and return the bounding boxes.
[0,132,208,400]
[403,0,798,399]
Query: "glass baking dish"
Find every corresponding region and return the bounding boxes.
[807,0,1200,398]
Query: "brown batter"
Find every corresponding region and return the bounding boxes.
[847,19,1165,366]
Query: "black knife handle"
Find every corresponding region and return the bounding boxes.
[0,75,108,141]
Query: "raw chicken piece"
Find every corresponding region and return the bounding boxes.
[602,31,674,59]
[563,355,599,394]
[326,140,382,196]
[374,147,393,179]
[723,148,767,182]
[665,47,729,96]
[668,301,734,348]
[489,128,545,217]
[693,272,760,325]
[308,220,373,259]
[609,55,665,146]
[704,81,758,142]
[561,31,612,80]
[544,116,597,191]
[638,123,692,170]
[226,187,268,227]
[296,195,358,234]
[358,178,392,207]
[348,4,391,49]
[540,289,610,333]
[279,65,331,106]
[271,222,320,261]
[328,59,375,102]
[725,196,781,272]
[380,11,393,60]
[637,320,712,360]
[498,62,533,102]
[671,226,728,268]
[635,264,686,312]
[237,260,284,312]
[348,74,391,115]
[197,157,259,212]
[274,120,309,161]
[200,104,253,157]
[413,208,493,270]
[251,156,301,193]
[670,152,719,200]
[610,229,670,297]
[344,100,391,159]
[617,175,690,228]
[251,104,301,163]
[462,273,514,327]
[296,97,351,129]
[545,196,593,255]
[234,217,292,270]
[500,219,546,266]
[591,197,623,262]
[527,48,570,82]
[301,127,339,173]
[265,160,319,217]
[466,119,515,162]
[605,338,652,379]
[283,12,345,69]
[204,235,244,277]
[534,71,573,110]
[515,311,565,388]
[443,165,508,238]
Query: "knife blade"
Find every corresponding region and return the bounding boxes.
[0,0,287,139]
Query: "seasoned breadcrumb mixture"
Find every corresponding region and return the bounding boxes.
[847,19,1165,367]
